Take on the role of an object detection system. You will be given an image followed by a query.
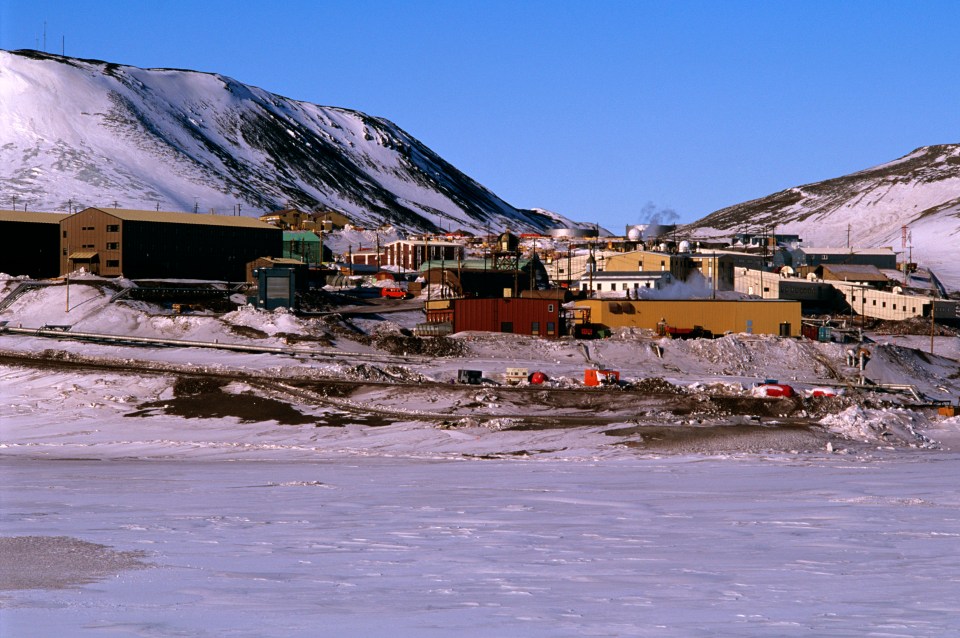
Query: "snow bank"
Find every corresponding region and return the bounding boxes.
[819,406,938,448]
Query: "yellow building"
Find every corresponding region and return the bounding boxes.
[574,299,802,336]
[604,250,694,281]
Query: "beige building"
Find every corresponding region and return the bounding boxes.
[736,267,933,320]
[259,209,350,231]
[575,299,802,336]
[832,281,930,321]
[689,251,736,291]
[604,250,695,281]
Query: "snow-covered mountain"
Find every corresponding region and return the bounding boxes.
[684,144,960,290]
[0,49,564,234]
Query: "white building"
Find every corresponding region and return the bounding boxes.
[578,270,673,296]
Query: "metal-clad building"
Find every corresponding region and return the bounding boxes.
[0,210,69,278]
[575,299,802,336]
[426,297,563,338]
[791,247,897,270]
[282,230,329,265]
[60,208,281,281]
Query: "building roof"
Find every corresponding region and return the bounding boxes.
[388,238,464,247]
[77,208,278,229]
[799,247,895,256]
[283,230,321,242]
[68,251,99,260]
[582,270,672,280]
[820,264,889,282]
[0,210,70,224]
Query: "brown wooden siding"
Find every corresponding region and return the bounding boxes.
[60,209,281,280]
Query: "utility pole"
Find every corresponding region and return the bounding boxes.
[931,298,936,355]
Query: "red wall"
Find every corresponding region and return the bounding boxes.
[453,298,561,338]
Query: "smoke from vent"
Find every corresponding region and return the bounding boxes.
[638,202,680,240]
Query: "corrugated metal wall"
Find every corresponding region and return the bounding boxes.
[454,298,561,338]
[577,299,802,336]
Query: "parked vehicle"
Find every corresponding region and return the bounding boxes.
[381,287,410,299]
[751,382,795,398]
[584,369,620,387]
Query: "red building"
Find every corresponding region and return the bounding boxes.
[385,239,464,271]
[348,249,384,267]
[427,297,563,339]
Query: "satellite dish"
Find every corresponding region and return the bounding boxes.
[780,266,794,278]
[678,240,691,253]
[892,286,903,294]
[806,272,817,281]
[627,227,642,241]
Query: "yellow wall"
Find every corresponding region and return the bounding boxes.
[576,299,802,336]
[604,250,693,280]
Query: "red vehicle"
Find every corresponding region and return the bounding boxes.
[381,287,409,299]
[752,383,795,398]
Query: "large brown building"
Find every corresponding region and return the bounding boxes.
[0,210,69,278]
[60,208,281,281]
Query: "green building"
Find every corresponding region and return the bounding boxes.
[282,231,328,265]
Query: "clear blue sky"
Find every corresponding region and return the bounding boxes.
[2,1,958,230]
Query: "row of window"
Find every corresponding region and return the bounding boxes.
[500,321,556,336]
[850,295,917,312]
[582,282,656,291]
[64,225,120,236]
[61,243,119,252]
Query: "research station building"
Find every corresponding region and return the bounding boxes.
[0,210,69,278]
[60,208,282,281]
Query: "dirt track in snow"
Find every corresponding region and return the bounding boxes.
[0,348,868,455]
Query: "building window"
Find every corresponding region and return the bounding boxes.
[872,299,877,306]
[548,304,555,313]
[893,304,897,310]
[82,226,95,231]
[62,230,67,238]
[596,283,602,291]
[531,321,540,335]
[634,283,639,289]
[82,244,94,249]
[62,248,67,256]
[500,322,513,333]
[882,302,887,308]
[547,321,555,335]
[106,224,119,232]
[106,242,119,250]
[106,260,119,268]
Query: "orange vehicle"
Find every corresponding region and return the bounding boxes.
[381,287,409,299]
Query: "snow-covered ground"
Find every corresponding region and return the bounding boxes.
[3,279,960,635]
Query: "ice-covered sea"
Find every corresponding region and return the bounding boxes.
[3,451,960,637]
